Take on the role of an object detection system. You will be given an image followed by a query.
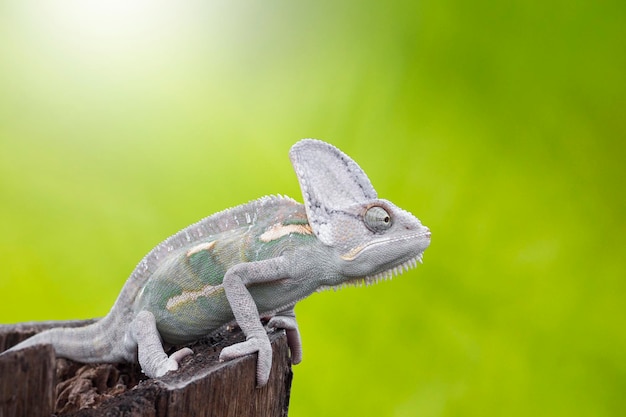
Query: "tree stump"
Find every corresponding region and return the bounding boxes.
[0,320,292,417]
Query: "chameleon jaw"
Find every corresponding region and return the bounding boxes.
[320,252,425,293]
[339,231,431,262]
[322,230,430,292]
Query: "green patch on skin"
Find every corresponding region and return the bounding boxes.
[138,276,184,313]
[154,287,234,345]
[281,216,310,226]
[186,246,226,286]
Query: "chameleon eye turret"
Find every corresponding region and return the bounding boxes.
[363,206,393,232]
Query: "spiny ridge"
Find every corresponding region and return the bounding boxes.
[322,253,425,293]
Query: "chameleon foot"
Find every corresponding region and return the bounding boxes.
[146,347,194,378]
[268,314,302,364]
[132,310,194,378]
[219,335,272,387]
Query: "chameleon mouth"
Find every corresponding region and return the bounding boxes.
[320,230,430,292]
[339,231,430,262]
[324,252,425,292]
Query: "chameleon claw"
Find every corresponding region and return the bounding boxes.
[219,336,272,387]
[150,348,193,377]
[170,347,194,362]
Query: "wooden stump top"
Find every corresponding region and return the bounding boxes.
[0,320,292,417]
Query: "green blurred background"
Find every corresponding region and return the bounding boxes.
[1,1,624,416]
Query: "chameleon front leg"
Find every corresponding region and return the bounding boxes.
[220,257,290,387]
[131,310,193,378]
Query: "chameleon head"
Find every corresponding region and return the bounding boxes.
[290,139,431,285]
[336,199,431,281]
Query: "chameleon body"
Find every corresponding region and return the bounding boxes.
[134,197,320,345]
[3,139,431,386]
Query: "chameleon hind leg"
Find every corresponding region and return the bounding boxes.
[268,308,303,364]
[131,310,193,378]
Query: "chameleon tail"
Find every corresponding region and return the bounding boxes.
[1,319,131,363]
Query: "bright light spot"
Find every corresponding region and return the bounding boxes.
[46,0,180,44]
[9,1,215,56]
[63,0,160,35]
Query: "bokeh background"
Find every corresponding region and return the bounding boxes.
[1,1,624,416]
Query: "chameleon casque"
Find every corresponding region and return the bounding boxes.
[3,139,431,386]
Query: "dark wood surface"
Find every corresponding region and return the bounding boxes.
[0,345,56,417]
[0,320,292,417]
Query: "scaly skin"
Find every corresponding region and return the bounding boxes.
[133,196,320,345]
[2,139,431,386]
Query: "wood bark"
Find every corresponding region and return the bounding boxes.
[0,320,292,417]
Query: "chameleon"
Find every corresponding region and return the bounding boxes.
[2,139,431,386]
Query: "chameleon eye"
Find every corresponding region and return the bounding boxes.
[364,206,392,232]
